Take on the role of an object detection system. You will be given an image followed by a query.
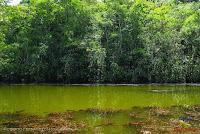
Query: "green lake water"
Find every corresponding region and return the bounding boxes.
[0,85,200,115]
[0,85,200,133]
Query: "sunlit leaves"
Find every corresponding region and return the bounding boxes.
[0,0,199,83]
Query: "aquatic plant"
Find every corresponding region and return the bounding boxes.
[1,105,200,133]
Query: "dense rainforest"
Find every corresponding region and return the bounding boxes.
[0,0,199,84]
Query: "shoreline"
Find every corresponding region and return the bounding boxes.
[0,83,200,86]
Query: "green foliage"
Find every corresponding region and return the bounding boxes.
[0,0,199,83]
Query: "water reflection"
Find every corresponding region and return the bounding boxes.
[0,85,199,115]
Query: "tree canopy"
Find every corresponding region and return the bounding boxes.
[0,0,199,83]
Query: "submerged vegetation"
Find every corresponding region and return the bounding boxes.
[0,0,200,83]
[1,105,200,133]
[0,111,86,133]
[0,85,200,133]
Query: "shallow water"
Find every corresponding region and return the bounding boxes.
[0,85,200,133]
[0,85,199,115]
